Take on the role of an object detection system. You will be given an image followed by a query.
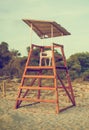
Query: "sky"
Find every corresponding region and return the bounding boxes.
[0,0,89,58]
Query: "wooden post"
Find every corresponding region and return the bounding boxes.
[0,81,6,97]
[30,23,33,47]
[3,81,6,96]
[51,24,53,45]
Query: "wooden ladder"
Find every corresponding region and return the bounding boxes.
[15,43,75,114]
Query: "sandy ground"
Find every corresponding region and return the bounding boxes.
[0,79,89,130]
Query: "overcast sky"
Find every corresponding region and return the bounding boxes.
[0,0,89,58]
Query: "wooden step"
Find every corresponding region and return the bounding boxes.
[23,75,55,79]
[26,66,54,70]
[19,86,55,90]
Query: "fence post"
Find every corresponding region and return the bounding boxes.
[2,81,6,96]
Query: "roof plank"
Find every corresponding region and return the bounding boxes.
[23,19,71,39]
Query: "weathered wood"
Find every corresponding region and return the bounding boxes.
[0,80,6,96]
[23,75,55,79]
[19,86,55,90]
[0,76,10,97]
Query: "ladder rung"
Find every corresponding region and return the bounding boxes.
[17,98,56,103]
[26,66,53,70]
[23,75,55,79]
[19,86,55,90]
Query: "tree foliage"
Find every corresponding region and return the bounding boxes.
[67,52,89,80]
[0,42,26,78]
[0,42,89,81]
[0,42,11,69]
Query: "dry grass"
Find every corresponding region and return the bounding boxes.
[0,78,89,130]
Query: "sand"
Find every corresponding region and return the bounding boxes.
[0,79,89,130]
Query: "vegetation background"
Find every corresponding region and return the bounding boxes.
[0,41,89,81]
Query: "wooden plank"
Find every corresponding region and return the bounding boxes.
[23,75,55,79]
[19,86,55,90]
[26,66,53,70]
[23,19,70,39]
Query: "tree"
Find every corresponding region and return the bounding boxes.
[67,52,89,80]
[0,42,9,54]
[26,46,30,54]
[0,42,22,77]
[0,42,11,69]
[10,49,21,58]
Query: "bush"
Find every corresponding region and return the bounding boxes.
[82,70,89,81]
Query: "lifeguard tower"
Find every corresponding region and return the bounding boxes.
[15,19,76,114]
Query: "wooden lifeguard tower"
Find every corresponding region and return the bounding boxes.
[15,19,76,114]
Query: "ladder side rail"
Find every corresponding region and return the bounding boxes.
[21,44,33,86]
[16,78,37,107]
[52,44,59,114]
[53,43,76,105]
[17,45,43,107]
[37,69,42,99]
[56,71,74,104]
[60,46,76,106]
[15,44,33,108]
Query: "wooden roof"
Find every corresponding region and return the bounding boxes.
[23,19,71,39]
